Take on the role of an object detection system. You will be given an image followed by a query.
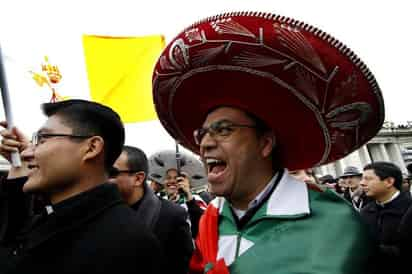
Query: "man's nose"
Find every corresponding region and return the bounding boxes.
[302,175,312,184]
[21,143,35,161]
[359,179,366,187]
[199,132,217,155]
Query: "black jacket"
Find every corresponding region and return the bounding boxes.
[132,183,193,274]
[0,178,163,274]
[185,198,204,238]
[360,191,412,273]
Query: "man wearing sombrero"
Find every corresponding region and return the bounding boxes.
[152,12,383,274]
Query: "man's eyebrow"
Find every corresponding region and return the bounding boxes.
[202,119,235,129]
[209,119,233,125]
[37,127,52,133]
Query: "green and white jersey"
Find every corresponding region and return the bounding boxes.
[209,171,374,274]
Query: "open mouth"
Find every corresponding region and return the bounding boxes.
[205,158,228,183]
[206,158,226,173]
[166,183,178,190]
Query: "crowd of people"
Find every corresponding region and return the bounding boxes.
[0,11,410,274]
[289,165,412,273]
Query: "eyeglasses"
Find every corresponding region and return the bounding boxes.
[108,167,138,178]
[32,132,92,146]
[193,120,256,145]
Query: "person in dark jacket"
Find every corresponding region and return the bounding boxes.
[0,100,163,274]
[109,145,193,274]
[360,161,412,273]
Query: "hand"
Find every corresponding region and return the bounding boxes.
[177,173,193,201]
[0,121,30,162]
[0,121,30,178]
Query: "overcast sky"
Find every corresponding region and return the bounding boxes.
[0,0,410,156]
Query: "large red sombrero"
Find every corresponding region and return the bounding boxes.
[152,11,384,170]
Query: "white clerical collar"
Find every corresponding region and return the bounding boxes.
[45,205,54,215]
[376,191,400,206]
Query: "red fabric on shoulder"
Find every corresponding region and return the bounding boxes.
[189,204,230,274]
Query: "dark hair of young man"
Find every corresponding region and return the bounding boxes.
[122,146,149,180]
[363,161,403,190]
[42,99,125,170]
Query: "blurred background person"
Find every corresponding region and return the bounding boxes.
[148,150,207,238]
[148,178,166,198]
[109,145,193,274]
[360,161,412,273]
[289,169,318,185]
[340,166,371,211]
[401,174,411,197]
[318,174,338,190]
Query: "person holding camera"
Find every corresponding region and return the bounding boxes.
[149,150,207,238]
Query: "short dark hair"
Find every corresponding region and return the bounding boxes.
[319,174,336,184]
[363,161,403,190]
[246,111,282,172]
[42,99,125,170]
[122,146,148,181]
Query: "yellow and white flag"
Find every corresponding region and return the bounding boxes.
[0,33,177,158]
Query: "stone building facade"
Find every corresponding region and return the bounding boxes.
[316,125,412,177]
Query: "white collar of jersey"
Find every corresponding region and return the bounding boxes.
[211,169,311,217]
[266,170,310,217]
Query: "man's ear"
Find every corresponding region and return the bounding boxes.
[384,177,395,189]
[82,136,104,162]
[260,132,276,158]
[133,171,146,187]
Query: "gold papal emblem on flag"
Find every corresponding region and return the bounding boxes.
[30,56,67,102]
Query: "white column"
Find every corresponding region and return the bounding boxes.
[359,145,372,167]
[386,143,408,173]
[380,144,390,161]
[342,150,363,170]
[316,163,337,177]
[368,144,378,161]
[327,163,337,178]
[368,143,390,162]
[334,160,344,177]
[314,166,324,176]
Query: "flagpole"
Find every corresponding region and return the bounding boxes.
[0,45,22,167]
[175,141,181,176]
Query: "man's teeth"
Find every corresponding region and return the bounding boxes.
[206,158,224,165]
